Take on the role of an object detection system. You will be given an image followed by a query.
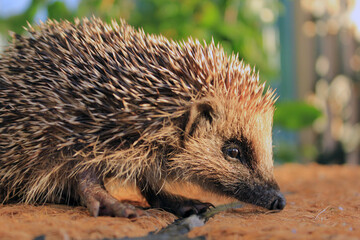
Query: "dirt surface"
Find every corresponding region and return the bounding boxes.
[0,163,359,240]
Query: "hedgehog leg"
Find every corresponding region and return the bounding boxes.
[138,182,213,217]
[77,170,145,218]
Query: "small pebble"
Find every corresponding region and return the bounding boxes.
[291,229,297,233]
[349,227,353,231]
[338,206,344,211]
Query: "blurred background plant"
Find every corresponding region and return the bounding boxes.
[0,0,359,165]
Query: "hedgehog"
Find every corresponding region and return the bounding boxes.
[0,17,285,218]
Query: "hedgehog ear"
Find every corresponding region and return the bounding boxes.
[196,102,214,124]
[183,100,215,138]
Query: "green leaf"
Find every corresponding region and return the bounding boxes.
[198,2,221,27]
[274,101,322,130]
[47,1,73,20]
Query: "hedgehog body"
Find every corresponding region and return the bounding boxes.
[0,18,285,217]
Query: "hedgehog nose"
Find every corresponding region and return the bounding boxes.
[270,192,286,210]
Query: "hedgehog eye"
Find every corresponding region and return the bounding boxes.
[226,148,240,159]
[223,139,252,168]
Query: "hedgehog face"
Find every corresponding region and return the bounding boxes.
[170,97,285,210]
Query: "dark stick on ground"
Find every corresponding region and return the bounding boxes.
[117,202,244,240]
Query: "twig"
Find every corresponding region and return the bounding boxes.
[315,206,330,219]
[118,202,244,240]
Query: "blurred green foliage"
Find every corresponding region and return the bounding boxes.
[274,101,322,130]
[273,101,322,163]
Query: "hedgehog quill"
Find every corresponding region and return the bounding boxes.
[0,18,285,218]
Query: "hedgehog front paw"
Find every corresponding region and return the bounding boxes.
[77,171,146,218]
[175,199,214,217]
[83,187,146,218]
[137,181,214,217]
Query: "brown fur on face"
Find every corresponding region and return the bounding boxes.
[166,91,280,209]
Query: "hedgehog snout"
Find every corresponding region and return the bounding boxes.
[269,191,286,210]
[231,183,286,211]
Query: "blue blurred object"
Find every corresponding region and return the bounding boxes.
[0,0,31,18]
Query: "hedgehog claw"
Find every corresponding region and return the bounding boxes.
[82,185,146,218]
[177,200,213,217]
[77,171,146,218]
[138,182,213,218]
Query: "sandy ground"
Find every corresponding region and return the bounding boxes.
[0,163,359,240]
